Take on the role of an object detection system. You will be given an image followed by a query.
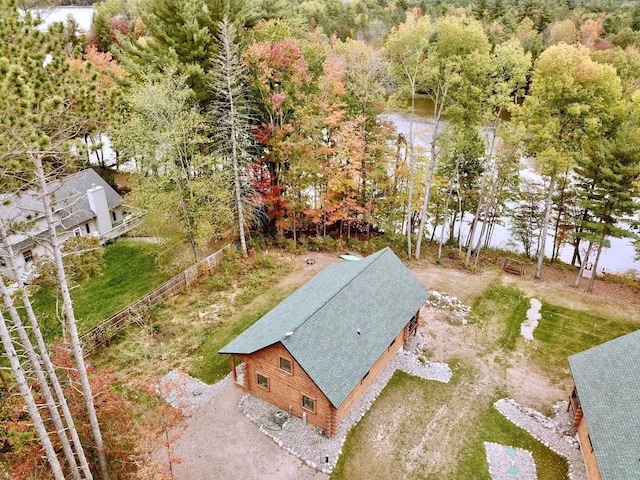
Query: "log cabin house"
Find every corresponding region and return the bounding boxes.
[219,247,429,436]
[567,329,640,480]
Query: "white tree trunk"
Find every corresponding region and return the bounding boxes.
[33,155,110,480]
[0,275,82,480]
[0,311,66,480]
[0,220,94,479]
[588,240,603,293]
[220,21,248,258]
[536,174,556,279]
[465,131,497,269]
[415,94,445,260]
[405,86,416,258]
[574,240,593,288]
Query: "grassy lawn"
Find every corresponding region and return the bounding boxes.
[31,239,173,340]
[189,255,295,383]
[332,369,568,480]
[84,254,638,479]
[92,252,295,383]
[471,282,530,351]
[530,302,638,380]
[332,371,454,480]
[455,400,569,479]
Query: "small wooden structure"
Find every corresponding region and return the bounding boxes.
[502,258,525,276]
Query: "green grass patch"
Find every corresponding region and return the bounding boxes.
[332,371,448,480]
[188,253,293,383]
[531,302,638,378]
[333,370,475,480]
[472,282,530,350]
[455,401,569,479]
[31,239,172,341]
[91,250,294,384]
[188,295,285,383]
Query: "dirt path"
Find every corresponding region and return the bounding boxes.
[170,381,326,480]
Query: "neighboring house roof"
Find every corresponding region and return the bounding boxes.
[0,169,123,251]
[220,247,429,408]
[568,329,640,480]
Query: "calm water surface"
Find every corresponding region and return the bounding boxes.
[383,105,640,274]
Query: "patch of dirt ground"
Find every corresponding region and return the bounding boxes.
[167,251,640,480]
[168,381,326,480]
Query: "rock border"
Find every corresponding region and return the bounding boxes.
[521,298,542,341]
[239,343,452,474]
[494,399,587,480]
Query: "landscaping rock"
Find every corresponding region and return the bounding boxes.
[521,298,542,341]
[494,399,587,480]
[425,290,471,325]
[239,347,451,473]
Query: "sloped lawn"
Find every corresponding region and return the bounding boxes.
[31,238,172,341]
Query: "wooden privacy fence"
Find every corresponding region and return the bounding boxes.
[79,244,230,352]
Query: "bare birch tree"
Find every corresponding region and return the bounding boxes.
[0,309,66,480]
[0,217,93,479]
[385,12,432,257]
[209,17,252,257]
[32,155,111,480]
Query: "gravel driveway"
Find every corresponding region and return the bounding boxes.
[168,379,327,480]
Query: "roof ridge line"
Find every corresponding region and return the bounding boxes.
[286,247,391,339]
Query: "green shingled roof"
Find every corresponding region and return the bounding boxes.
[568,329,640,480]
[219,247,429,408]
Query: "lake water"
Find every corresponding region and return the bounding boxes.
[33,6,95,32]
[383,106,640,275]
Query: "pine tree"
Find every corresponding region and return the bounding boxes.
[0,1,109,477]
[119,0,258,103]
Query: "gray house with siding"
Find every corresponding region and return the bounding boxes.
[0,169,145,281]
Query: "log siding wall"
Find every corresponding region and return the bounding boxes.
[239,312,418,436]
[576,415,602,480]
[240,343,335,434]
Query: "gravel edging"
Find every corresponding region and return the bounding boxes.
[425,290,471,324]
[156,367,241,416]
[521,298,542,341]
[485,442,537,480]
[240,340,452,475]
[494,398,587,480]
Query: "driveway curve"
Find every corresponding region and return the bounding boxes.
[170,381,327,480]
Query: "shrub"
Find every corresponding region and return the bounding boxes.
[322,235,337,250]
[308,236,324,251]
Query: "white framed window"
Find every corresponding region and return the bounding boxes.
[74,228,82,237]
[23,250,33,263]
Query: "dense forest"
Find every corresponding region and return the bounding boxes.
[2,0,640,477]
